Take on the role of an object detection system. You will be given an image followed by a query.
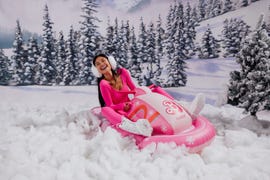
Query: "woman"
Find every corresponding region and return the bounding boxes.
[92,54,153,137]
[92,54,205,137]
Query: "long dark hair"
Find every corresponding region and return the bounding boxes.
[93,54,118,107]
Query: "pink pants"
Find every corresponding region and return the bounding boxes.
[101,86,174,126]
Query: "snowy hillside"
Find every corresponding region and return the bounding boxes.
[196,0,270,40]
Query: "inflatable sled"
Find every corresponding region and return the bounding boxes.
[91,86,215,153]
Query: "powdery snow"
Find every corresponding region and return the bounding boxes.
[1,57,270,180]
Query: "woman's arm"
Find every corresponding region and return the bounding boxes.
[121,68,136,90]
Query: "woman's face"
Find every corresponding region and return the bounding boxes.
[94,56,112,75]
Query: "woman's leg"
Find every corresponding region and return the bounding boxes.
[101,106,123,125]
[101,106,152,137]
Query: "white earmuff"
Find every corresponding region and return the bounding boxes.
[91,65,102,78]
[108,55,117,70]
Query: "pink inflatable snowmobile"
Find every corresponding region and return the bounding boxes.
[91,86,216,153]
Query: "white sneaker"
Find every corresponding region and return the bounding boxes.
[189,93,205,120]
[136,119,153,137]
[119,117,153,137]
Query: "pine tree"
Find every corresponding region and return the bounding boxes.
[111,18,120,58]
[222,18,250,57]
[197,0,206,21]
[137,17,148,63]
[117,20,129,68]
[205,0,214,19]
[0,49,10,85]
[10,20,26,85]
[223,0,233,13]
[129,26,143,85]
[154,15,165,86]
[72,30,82,85]
[25,36,40,85]
[104,18,115,54]
[184,2,196,58]
[165,4,176,60]
[191,6,200,27]
[164,54,187,87]
[266,5,270,36]
[198,26,220,59]
[55,31,66,85]
[143,22,156,86]
[212,0,223,17]
[166,1,187,60]
[64,26,79,85]
[38,4,57,85]
[227,15,270,115]
[78,0,100,85]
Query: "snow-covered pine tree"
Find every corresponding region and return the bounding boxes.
[117,20,129,68]
[104,18,115,54]
[167,1,187,60]
[223,0,233,13]
[110,17,120,58]
[266,5,270,36]
[205,0,214,19]
[183,2,196,58]
[142,22,156,86]
[64,26,79,85]
[165,4,176,60]
[129,26,143,85]
[72,29,82,85]
[154,15,165,86]
[156,15,165,60]
[191,6,200,27]
[10,20,26,85]
[24,36,40,85]
[137,17,148,63]
[165,2,187,87]
[78,0,101,85]
[38,4,57,85]
[222,18,250,57]
[0,49,10,85]
[124,20,131,46]
[197,0,206,21]
[198,26,220,59]
[164,52,187,87]
[227,14,270,115]
[55,31,66,85]
[210,0,223,18]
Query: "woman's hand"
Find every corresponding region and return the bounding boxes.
[124,102,132,112]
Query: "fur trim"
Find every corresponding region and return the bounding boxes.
[108,55,117,70]
[91,65,102,78]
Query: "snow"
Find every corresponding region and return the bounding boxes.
[1,57,270,180]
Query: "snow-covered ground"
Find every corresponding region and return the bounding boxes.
[1,58,270,180]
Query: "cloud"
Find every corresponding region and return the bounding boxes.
[0,0,82,35]
[0,0,173,38]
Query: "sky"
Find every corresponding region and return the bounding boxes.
[0,0,175,36]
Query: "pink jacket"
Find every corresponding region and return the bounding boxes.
[100,68,136,112]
